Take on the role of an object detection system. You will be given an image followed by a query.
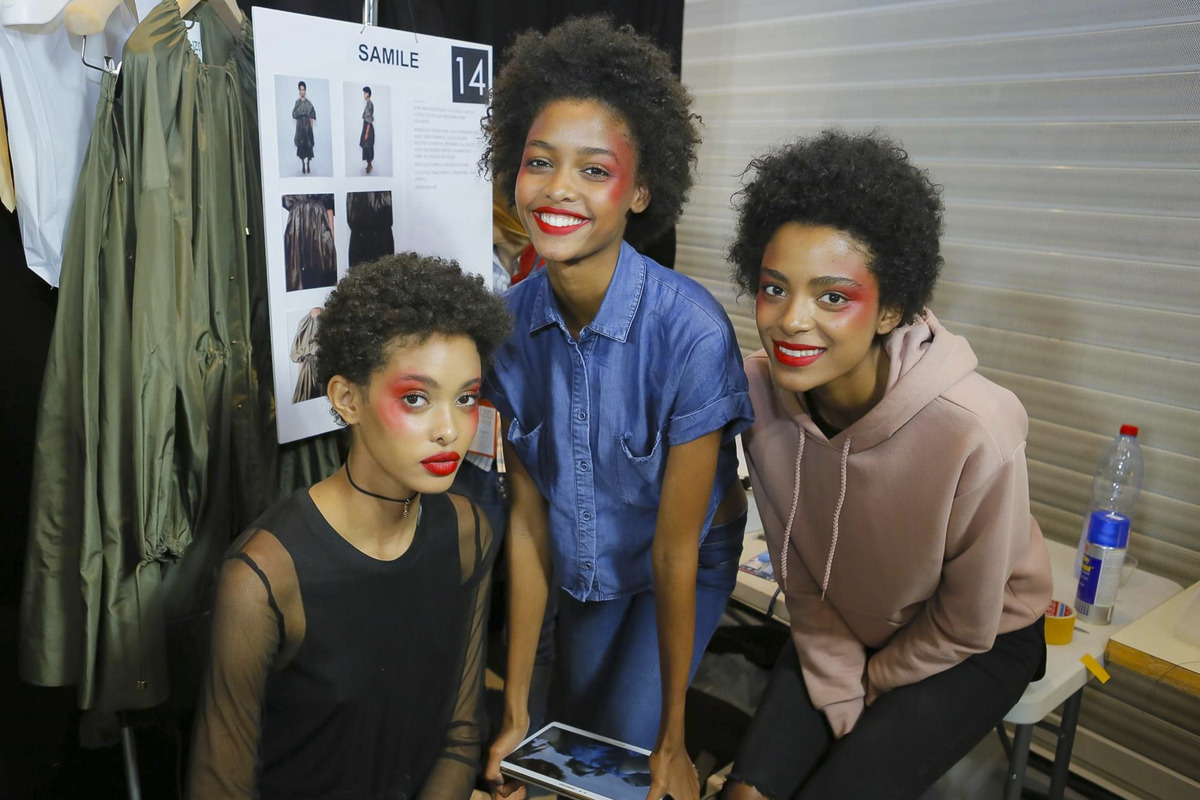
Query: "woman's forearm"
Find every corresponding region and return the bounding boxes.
[650,430,721,744]
[500,441,552,724]
[651,548,697,744]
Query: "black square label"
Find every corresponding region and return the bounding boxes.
[451,47,489,104]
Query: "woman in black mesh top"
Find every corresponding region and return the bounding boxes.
[188,253,511,800]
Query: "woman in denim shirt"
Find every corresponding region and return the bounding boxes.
[482,18,753,800]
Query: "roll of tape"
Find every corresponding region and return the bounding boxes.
[1045,600,1076,645]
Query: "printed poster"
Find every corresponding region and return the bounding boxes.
[253,8,492,443]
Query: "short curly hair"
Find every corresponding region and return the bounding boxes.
[729,129,943,325]
[316,253,511,390]
[482,15,700,245]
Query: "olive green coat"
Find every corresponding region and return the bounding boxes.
[20,0,339,712]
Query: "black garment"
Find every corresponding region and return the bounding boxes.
[0,208,55,609]
[189,489,495,799]
[728,617,1046,800]
[292,98,316,160]
[360,120,375,163]
[347,191,394,268]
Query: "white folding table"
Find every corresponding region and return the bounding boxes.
[998,540,1181,799]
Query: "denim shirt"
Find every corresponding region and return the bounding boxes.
[486,242,753,601]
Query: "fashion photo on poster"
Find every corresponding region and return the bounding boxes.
[282,194,337,291]
[347,191,395,267]
[274,75,333,178]
[287,306,325,404]
[344,82,392,177]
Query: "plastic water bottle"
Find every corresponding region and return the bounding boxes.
[1076,511,1130,624]
[1073,425,1143,578]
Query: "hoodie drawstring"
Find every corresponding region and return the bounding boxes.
[780,428,852,600]
[820,436,852,600]
[780,427,805,590]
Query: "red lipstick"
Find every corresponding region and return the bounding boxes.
[421,452,461,477]
[773,340,826,368]
[532,207,588,236]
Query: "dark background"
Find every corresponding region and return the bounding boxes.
[0,1,682,796]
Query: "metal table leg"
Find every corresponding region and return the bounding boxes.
[1046,688,1084,800]
[1003,722,1034,800]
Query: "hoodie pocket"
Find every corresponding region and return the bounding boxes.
[615,429,666,508]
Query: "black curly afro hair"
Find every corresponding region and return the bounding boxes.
[482,15,700,245]
[729,129,943,326]
[315,252,512,391]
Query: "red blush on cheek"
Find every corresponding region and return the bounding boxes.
[515,150,534,186]
[833,284,882,331]
[602,134,639,204]
[465,382,482,424]
[378,380,425,432]
[755,278,778,315]
[603,167,634,204]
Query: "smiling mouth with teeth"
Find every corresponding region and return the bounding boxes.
[773,340,827,367]
[537,212,587,227]
[779,345,824,357]
[531,209,589,236]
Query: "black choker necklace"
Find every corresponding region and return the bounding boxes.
[344,461,418,518]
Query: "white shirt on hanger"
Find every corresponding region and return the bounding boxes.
[0,0,157,286]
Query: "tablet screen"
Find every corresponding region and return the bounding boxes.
[501,722,652,800]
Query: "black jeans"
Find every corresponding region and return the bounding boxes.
[727,616,1046,800]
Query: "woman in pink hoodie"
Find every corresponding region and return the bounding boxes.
[722,131,1052,800]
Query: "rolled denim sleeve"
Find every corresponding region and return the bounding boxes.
[665,326,753,447]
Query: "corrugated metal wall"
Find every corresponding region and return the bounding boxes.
[678,0,1200,590]
[678,1,1200,791]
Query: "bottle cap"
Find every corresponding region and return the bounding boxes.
[1120,424,1139,437]
[1087,510,1130,548]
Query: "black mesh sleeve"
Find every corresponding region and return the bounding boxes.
[188,531,299,800]
[416,498,497,799]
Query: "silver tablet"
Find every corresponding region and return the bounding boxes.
[499,721,653,800]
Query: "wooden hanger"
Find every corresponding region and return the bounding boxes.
[177,0,242,34]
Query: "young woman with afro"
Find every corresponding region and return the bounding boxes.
[189,254,511,800]
[722,130,1052,800]
[482,16,753,800]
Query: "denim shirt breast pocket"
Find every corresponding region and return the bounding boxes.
[508,417,547,485]
[614,427,667,508]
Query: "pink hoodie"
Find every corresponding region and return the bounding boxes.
[743,314,1051,737]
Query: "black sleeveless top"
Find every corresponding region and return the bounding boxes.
[197,489,492,800]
